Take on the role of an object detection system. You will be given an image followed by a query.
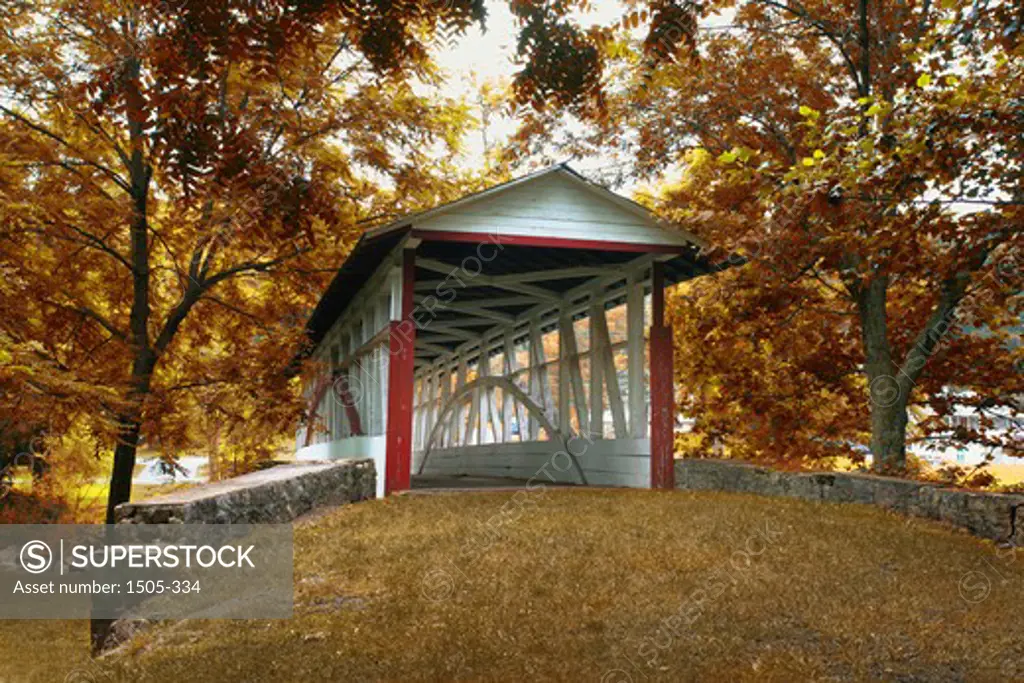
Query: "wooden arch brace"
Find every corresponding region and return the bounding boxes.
[416,375,588,485]
[302,371,364,448]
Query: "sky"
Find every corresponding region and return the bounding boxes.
[428,0,640,180]
[427,1,734,189]
[427,2,1003,214]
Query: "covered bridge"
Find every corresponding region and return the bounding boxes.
[296,165,715,497]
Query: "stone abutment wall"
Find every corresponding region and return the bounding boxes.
[116,459,375,524]
[676,458,1022,546]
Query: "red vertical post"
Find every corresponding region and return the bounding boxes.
[385,248,416,494]
[649,261,675,490]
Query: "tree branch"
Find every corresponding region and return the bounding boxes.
[898,230,1012,386]
[0,105,132,192]
[47,297,128,344]
[756,0,863,93]
[152,246,308,356]
[202,246,309,289]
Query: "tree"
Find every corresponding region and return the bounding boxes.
[501,0,1021,471]
[0,0,492,527]
[666,258,872,465]
[619,0,1022,470]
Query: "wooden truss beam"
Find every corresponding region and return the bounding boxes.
[413,254,657,371]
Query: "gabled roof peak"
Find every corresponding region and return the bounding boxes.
[361,163,706,250]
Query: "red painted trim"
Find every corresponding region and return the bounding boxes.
[385,249,417,494]
[649,262,675,489]
[410,229,689,254]
[652,260,665,327]
[649,327,675,489]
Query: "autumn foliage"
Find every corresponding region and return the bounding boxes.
[578,0,1021,470]
[0,0,492,523]
[0,0,1019,531]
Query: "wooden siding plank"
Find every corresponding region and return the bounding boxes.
[562,313,588,433]
[527,319,549,441]
[589,300,604,439]
[385,248,416,493]
[558,310,571,434]
[593,301,628,438]
[627,269,647,438]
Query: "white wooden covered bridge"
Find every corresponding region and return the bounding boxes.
[295,165,714,497]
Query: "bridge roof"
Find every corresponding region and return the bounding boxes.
[303,164,715,353]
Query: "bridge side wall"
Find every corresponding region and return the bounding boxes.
[420,438,651,488]
[676,458,1024,545]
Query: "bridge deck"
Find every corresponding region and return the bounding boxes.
[409,474,574,492]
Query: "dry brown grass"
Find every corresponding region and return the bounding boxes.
[1,488,1021,682]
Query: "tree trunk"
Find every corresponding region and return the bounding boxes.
[104,420,142,524]
[857,274,909,472]
[94,353,153,651]
[90,618,114,655]
[91,51,154,654]
[103,345,156,523]
[102,51,153,524]
[867,385,909,472]
[94,417,141,653]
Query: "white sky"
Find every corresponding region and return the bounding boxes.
[429,3,1002,216]
[430,0,635,179]
[428,1,735,190]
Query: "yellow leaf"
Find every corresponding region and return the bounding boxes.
[916,73,932,88]
[813,149,825,160]
[865,103,882,116]
[687,147,711,165]
[718,151,738,164]
[801,157,815,167]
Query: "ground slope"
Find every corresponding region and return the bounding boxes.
[2,488,1022,682]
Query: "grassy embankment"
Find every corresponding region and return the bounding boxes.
[0,488,1020,682]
